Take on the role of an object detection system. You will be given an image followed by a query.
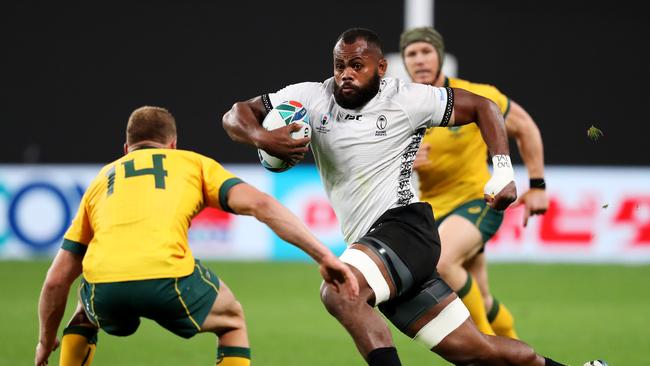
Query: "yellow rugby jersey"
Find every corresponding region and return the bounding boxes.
[62,148,242,283]
[418,77,510,218]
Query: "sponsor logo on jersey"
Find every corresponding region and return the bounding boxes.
[375,115,387,136]
[343,113,362,121]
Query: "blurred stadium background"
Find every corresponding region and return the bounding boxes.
[1,0,649,365]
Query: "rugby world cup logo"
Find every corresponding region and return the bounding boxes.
[316,113,331,134]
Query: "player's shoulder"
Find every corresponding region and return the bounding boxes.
[449,77,506,99]
[285,80,328,95]
[171,149,224,167]
[379,77,446,112]
[381,77,441,97]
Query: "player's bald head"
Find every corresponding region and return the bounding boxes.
[126,106,177,145]
[334,27,384,59]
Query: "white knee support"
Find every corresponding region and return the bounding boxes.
[339,248,391,306]
[413,297,470,349]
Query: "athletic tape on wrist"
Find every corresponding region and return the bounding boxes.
[484,155,514,197]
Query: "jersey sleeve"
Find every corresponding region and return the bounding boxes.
[201,156,244,213]
[468,82,510,117]
[261,82,323,114]
[394,82,453,130]
[490,86,510,118]
[61,190,94,256]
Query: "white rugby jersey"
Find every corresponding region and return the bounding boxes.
[264,77,453,244]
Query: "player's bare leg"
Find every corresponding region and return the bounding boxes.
[437,215,495,335]
[466,252,519,339]
[59,302,99,366]
[465,252,494,310]
[201,280,250,365]
[392,287,562,366]
[320,243,400,365]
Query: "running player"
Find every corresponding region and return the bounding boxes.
[400,26,549,338]
[35,106,358,366]
[223,27,602,366]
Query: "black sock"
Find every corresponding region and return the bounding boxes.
[545,357,567,366]
[367,347,401,366]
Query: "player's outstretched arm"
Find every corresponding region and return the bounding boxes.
[449,88,516,210]
[225,182,359,300]
[505,100,549,226]
[36,249,83,366]
[222,97,310,164]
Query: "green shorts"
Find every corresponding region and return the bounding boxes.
[80,260,220,339]
[437,199,504,246]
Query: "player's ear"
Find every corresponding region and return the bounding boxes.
[123,143,129,155]
[378,58,387,78]
[169,138,177,150]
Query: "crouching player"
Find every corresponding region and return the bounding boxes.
[35,106,358,366]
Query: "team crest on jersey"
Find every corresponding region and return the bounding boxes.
[448,125,462,135]
[316,113,332,134]
[375,115,387,136]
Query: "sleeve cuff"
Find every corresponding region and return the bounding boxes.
[440,87,454,127]
[503,98,511,119]
[218,178,245,213]
[261,94,273,114]
[61,239,88,256]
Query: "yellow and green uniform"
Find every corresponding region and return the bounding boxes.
[418,77,510,221]
[418,77,519,339]
[63,148,242,283]
[62,148,243,340]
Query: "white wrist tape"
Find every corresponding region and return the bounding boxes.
[484,155,515,197]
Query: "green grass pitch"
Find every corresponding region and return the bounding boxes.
[2,260,648,366]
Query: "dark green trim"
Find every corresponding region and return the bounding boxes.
[456,273,473,298]
[130,145,160,151]
[487,298,501,323]
[61,239,88,256]
[218,178,244,213]
[503,98,511,119]
[217,346,251,359]
[63,325,98,344]
[443,77,450,87]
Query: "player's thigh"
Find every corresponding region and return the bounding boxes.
[378,274,473,348]
[337,243,397,306]
[200,279,246,334]
[437,215,483,269]
[79,278,141,337]
[67,298,98,329]
[339,203,442,306]
[377,275,496,363]
[151,261,221,338]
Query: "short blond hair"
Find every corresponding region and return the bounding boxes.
[126,106,177,145]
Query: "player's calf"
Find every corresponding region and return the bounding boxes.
[320,265,398,364]
[201,280,250,366]
[59,303,98,366]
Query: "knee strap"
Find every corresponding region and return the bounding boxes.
[358,236,414,297]
[380,277,454,332]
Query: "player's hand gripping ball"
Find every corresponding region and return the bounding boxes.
[258,100,311,172]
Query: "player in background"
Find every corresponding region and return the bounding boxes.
[223,28,602,366]
[35,106,358,366]
[399,26,549,338]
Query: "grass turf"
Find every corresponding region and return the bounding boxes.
[2,260,648,366]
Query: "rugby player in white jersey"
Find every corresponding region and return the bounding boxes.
[223,28,603,366]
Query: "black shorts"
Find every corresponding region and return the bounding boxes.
[358,202,441,292]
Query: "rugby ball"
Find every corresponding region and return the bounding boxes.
[258,100,311,173]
